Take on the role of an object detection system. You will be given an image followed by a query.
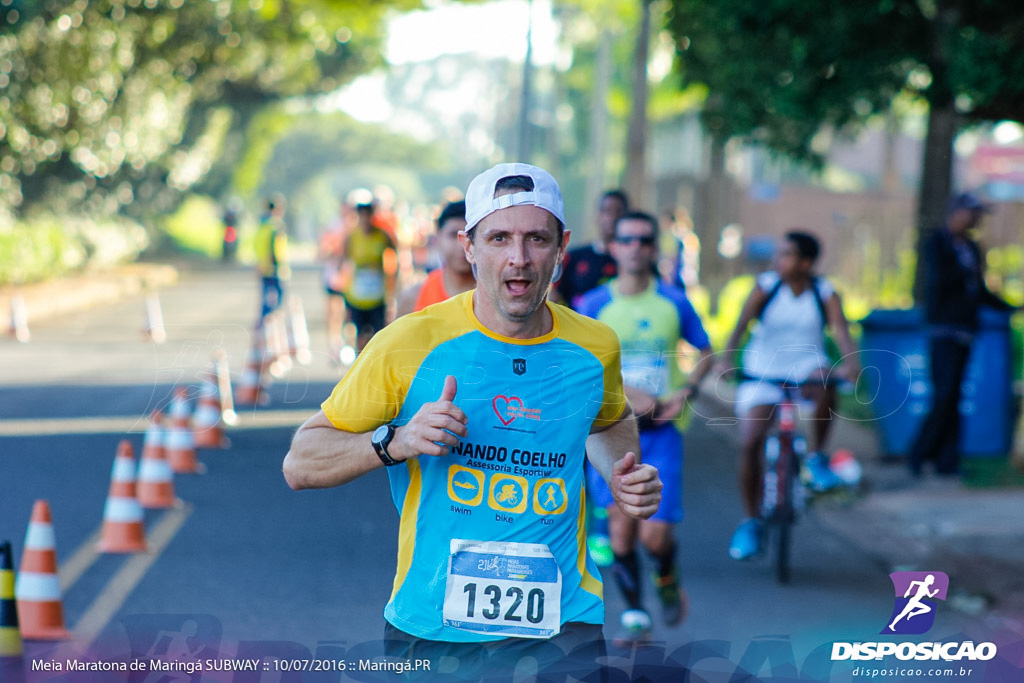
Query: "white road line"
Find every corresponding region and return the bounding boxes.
[59,529,101,592]
[0,410,315,436]
[72,503,193,647]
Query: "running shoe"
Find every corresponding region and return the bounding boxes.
[729,518,763,560]
[654,573,690,626]
[802,451,843,492]
[587,534,614,568]
[611,609,652,648]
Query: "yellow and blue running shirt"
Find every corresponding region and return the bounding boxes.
[343,227,394,310]
[321,291,627,642]
[577,280,710,417]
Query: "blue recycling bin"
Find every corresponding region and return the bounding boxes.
[858,307,1014,457]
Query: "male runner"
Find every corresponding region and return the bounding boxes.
[254,196,289,320]
[395,200,475,316]
[284,163,662,678]
[578,210,713,646]
[553,189,628,309]
[342,202,396,352]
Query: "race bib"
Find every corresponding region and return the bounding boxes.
[351,268,385,301]
[442,539,561,639]
[621,351,667,396]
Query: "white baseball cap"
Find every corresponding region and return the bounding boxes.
[464,162,566,232]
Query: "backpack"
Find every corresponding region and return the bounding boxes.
[757,276,828,328]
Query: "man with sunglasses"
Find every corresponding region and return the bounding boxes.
[578,210,714,646]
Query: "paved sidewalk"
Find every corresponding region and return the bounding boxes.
[694,381,1024,631]
[0,262,178,332]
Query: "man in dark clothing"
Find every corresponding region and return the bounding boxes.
[909,192,1017,477]
[554,190,629,309]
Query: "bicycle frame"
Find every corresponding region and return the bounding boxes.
[762,384,808,584]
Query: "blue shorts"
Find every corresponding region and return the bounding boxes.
[586,423,684,523]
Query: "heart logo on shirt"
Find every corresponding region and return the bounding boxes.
[492,395,522,426]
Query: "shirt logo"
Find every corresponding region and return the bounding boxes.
[488,474,528,514]
[882,571,949,635]
[492,395,542,426]
[447,465,485,506]
[513,358,526,375]
[532,478,568,515]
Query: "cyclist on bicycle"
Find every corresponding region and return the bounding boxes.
[721,231,859,560]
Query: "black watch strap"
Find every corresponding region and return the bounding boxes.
[372,425,400,466]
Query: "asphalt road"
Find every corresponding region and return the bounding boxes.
[1,262,1007,682]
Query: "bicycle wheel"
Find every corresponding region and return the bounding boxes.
[774,444,796,584]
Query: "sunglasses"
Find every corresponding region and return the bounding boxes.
[613,235,656,246]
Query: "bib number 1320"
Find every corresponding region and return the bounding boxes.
[462,583,545,624]
[443,540,561,639]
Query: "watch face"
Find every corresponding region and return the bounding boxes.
[372,425,390,443]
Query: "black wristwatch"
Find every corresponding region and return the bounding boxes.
[371,424,400,466]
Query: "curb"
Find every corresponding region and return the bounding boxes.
[0,263,178,330]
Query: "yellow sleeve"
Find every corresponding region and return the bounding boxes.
[553,305,627,430]
[320,303,466,432]
[592,332,628,429]
[320,325,413,433]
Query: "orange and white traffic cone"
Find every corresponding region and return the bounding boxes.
[14,501,69,640]
[265,311,292,379]
[193,365,228,449]
[214,348,237,426]
[0,540,21,657]
[143,293,167,344]
[286,295,312,366]
[97,441,147,554]
[235,326,269,406]
[137,411,178,509]
[8,293,30,343]
[166,387,204,474]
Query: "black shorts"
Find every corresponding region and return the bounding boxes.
[382,621,606,682]
[346,302,386,335]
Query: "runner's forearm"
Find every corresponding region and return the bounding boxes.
[586,409,640,485]
[284,411,383,489]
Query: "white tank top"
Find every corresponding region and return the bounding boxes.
[742,272,834,381]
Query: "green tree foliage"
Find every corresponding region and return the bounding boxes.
[0,0,420,220]
[665,0,1024,163]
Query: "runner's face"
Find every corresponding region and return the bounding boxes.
[774,239,812,280]
[357,208,373,230]
[610,217,657,276]
[598,195,626,242]
[439,217,472,275]
[461,205,567,325]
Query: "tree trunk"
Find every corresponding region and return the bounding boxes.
[624,0,652,209]
[583,34,613,242]
[913,1,958,304]
[912,101,956,303]
[698,132,727,304]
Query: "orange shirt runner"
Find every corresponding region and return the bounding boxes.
[413,269,451,312]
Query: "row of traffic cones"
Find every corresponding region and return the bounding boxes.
[0,376,239,654]
[8,291,166,346]
[0,299,311,654]
[234,295,310,407]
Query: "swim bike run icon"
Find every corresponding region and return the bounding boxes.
[831,571,998,663]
